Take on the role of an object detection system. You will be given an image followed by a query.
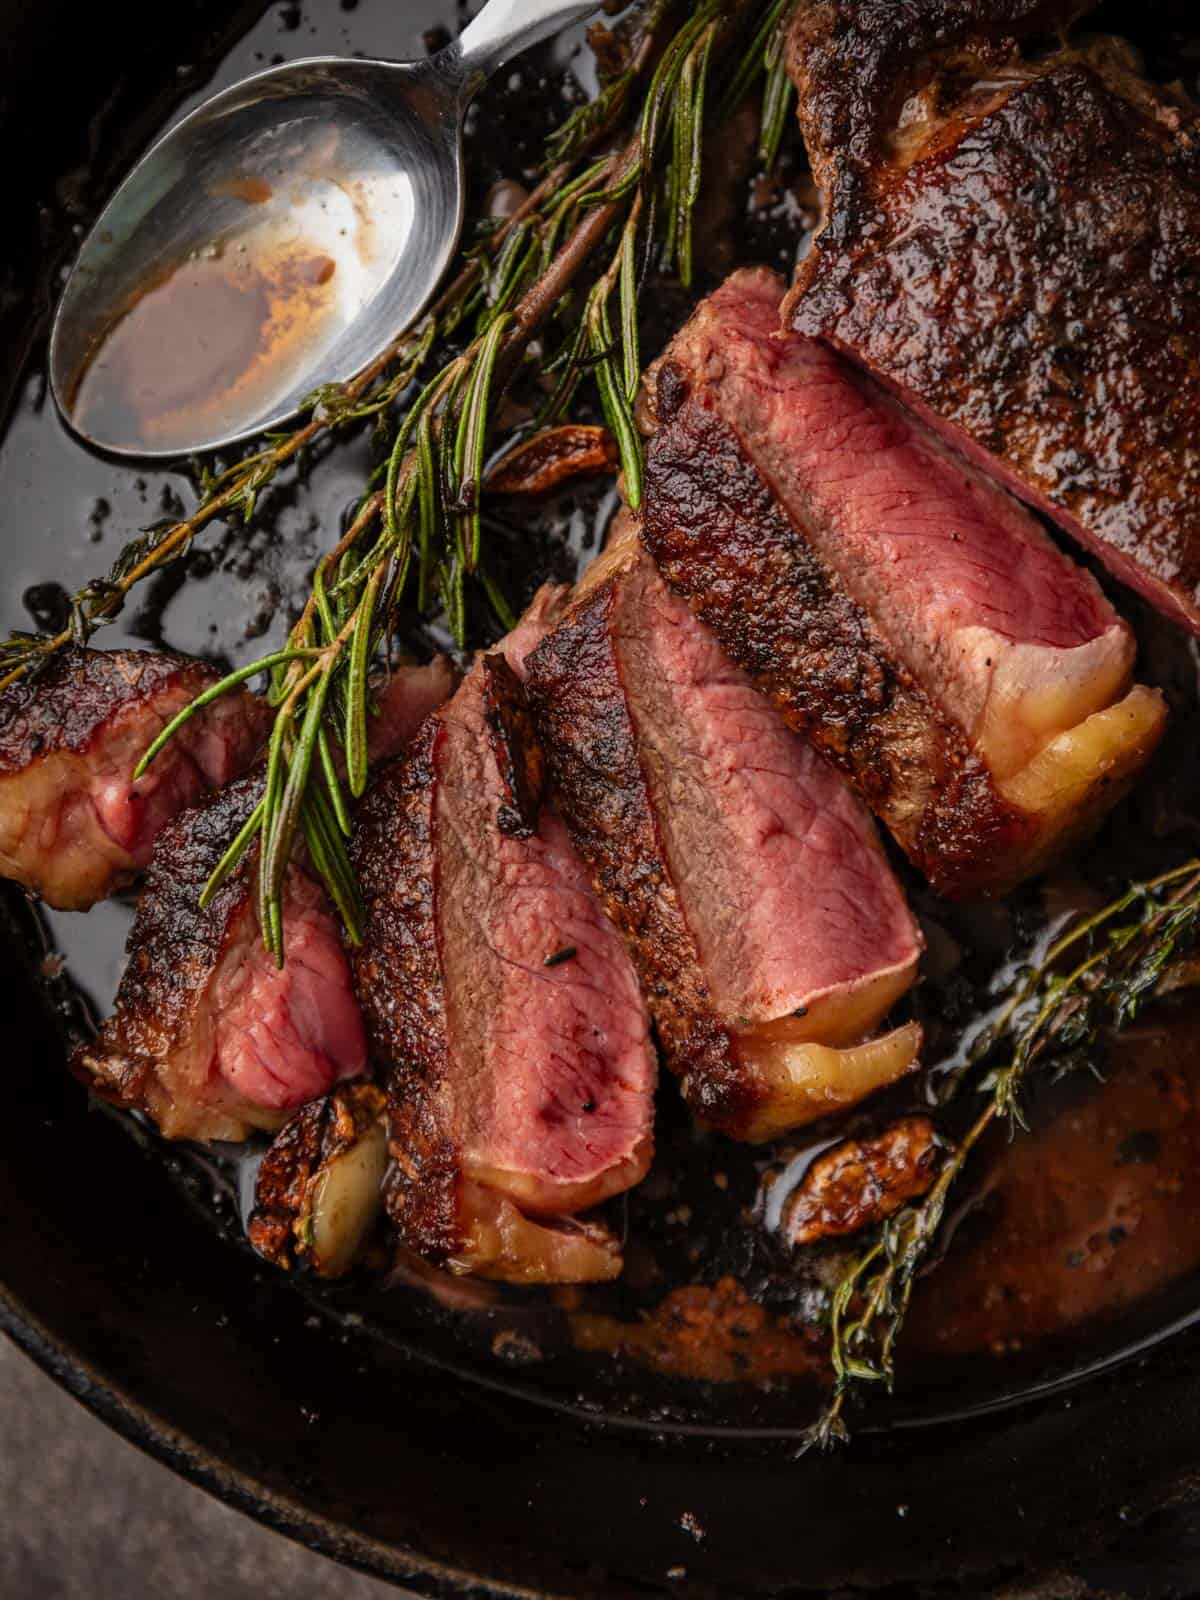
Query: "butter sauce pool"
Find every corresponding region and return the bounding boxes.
[5,0,1200,1436]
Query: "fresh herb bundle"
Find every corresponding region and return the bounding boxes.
[809,861,1200,1449]
[1,0,798,963]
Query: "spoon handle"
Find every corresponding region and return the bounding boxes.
[451,0,600,87]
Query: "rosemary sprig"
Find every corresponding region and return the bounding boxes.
[9,0,799,960]
[140,0,795,960]
[809,861,1200,1449]
[0,8,669,695]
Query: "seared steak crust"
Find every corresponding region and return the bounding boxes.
[94,773,265,1078]
[350,719,461,1262]
[526,527,923,1138]
[481,653,546,839]
[0,644,270,908]
[350,593,655,1279]
[74,776,269,1139]
[77,771,367,1140]
[787,53,1200,629]
[786,0,1095,237]
[0,646,208,769]
[524,580,747,1126]
[644,269,1166,897]
[642,359,1024,897]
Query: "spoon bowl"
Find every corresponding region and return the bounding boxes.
[49,0,597,459]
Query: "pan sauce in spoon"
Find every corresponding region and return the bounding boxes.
[67,139,416,455]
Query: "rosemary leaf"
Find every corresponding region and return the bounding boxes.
[479,566,517,632]
[317,723,353,837]
[261,666,333,910]
[455,313,511,574]
[301,785,364,944]
[133,648,319,779]
[618,216,641,405]
[259,710,293,965]
[590,292,644,509]
[344,565,384,799]
[416,408,439,612]
[198,797,266,910]
[717,0,796,125]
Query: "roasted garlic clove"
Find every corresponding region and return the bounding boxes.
[248,1080,387,1277]
[782,1116,940,1247]
[724,1021,923,1144]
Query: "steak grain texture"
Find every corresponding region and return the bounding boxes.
[525,522,923,1142]
[642,270,1166,897]
[785,8,1200,631]
[350,590,656,1283]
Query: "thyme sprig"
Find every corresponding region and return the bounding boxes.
[809,860,1200,1449]
[113,0,799,962]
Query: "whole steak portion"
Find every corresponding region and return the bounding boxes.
[350,590,656,1285]
[785,4,1200,631]
[641,270,1165,899]
[525,520,922,1142]
[0,646,270,909]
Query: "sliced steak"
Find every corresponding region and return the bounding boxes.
[74,774,366,1141]
[350,590,656,1283]
[72,659,452,1142]
[784,0,1097,226]
[784,9,1200,631]
[641,270,1166,897]
[525,520,922,1141]
[364,655,456,766]
[0,646,270,909]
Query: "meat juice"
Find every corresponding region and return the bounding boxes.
[2,0,1200,1433]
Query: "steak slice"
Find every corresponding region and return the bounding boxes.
[784,10,1200,631]
[524,520,923,1142]
[364,655,457,766]
[641,270,1166,898]
[784,0,1098,230]
[73,659,452,1142]
[75,775,366,1141]
[350,590,656,1283]
[0,645,270,909]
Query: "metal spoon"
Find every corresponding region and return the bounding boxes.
[48,0,599,460]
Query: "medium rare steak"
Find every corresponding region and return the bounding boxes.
[0,645,270,909]
[73,659,452,1142]
[350,590,656,1283]
[641,270,1166,898]
[75,775,366,1141]
[524,520,922,1142]
[784,6,1200,631]
[364,655,457,766]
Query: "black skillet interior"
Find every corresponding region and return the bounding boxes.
[6,1,1200,1595]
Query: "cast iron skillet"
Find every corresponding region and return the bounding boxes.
[5,2,1200,1594]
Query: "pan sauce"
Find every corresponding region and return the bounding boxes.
[3,0,1200,1431]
